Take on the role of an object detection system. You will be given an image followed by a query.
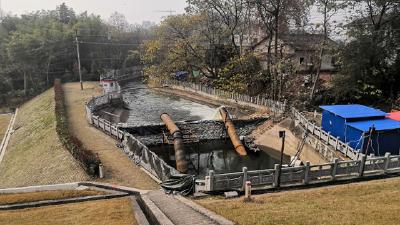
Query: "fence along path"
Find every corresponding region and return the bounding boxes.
[291,107,362,160]
[157,79,286,114]
[85,93,179,182]
[203,153,400,191]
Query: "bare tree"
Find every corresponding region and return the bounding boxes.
[253,0,309,100]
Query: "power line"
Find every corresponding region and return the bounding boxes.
[77,41,141,46]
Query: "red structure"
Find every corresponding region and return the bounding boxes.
[387,111,400,121]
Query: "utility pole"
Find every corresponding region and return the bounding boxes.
[277,130,286,188]
[75,29,83,90]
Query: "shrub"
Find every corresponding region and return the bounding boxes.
[54,79,101,176]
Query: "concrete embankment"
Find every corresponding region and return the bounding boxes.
[252,118,327,165]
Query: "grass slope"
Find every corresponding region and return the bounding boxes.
[0,114,12,142]
[197,177,400,225]
[0,88,88,188]
[0,197,137,225]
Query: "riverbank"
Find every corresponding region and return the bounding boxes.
[63,82,158,190]
[151,85,261,119]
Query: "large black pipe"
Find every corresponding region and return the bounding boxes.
[160,113,188,173]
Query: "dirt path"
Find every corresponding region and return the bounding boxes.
[253,118,326,165]
[63,82,158,190]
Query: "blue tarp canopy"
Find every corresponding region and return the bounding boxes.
[175,71,189,79]
[320,104,386,119]
[347,119,400,132]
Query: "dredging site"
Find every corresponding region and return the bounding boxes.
[85,75,400,195]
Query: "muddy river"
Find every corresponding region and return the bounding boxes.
[99,81,217,126]
[149,140,281,178]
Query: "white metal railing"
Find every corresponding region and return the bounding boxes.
[156,79,287,114]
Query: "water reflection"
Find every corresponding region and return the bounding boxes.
[149,140,282,178]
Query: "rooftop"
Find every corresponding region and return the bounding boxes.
[320,104,387,119]
[387,111,400,122]
[347,119,400,132]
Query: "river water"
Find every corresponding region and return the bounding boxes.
[149,140,282,178]
[100,81,217,126]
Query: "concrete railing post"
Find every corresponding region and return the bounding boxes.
[242,167,248,191]
[332,158,339,180]
[99,164,104,178]
[384,152,391,173]
[304,161,310,185]
[273,164,280,188]
[327,132,331,144]
[359,156,367,177]
[335,137,339,150]
[209,170,215,191]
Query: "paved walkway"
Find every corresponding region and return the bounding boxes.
[146,190,220,225]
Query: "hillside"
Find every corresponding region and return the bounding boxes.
[0,88,88,188]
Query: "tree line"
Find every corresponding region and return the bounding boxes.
[0,3,152,108]
[0,1,399,110]
[142,0,399,109]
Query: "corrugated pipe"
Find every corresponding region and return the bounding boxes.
[219,107,247,156]
[160,113,188,173]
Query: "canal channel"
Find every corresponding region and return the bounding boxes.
[96,80,283,177]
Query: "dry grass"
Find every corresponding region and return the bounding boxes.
[196,177,400,225]
[0,114,12,142]
[0,197,137,225]
[63,82,158,190]
[0,190,105,205]
[0,88,89,188]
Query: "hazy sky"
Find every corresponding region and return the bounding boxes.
[1,0,188,24]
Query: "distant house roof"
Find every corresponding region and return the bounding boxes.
[320,104,387,119]
[387,111,400,121]
[347,119,400,132]
[252,33,338,51]
[279,33,337,51]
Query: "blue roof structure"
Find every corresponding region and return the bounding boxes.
[320,104,386,119]
[347,119,400,132]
